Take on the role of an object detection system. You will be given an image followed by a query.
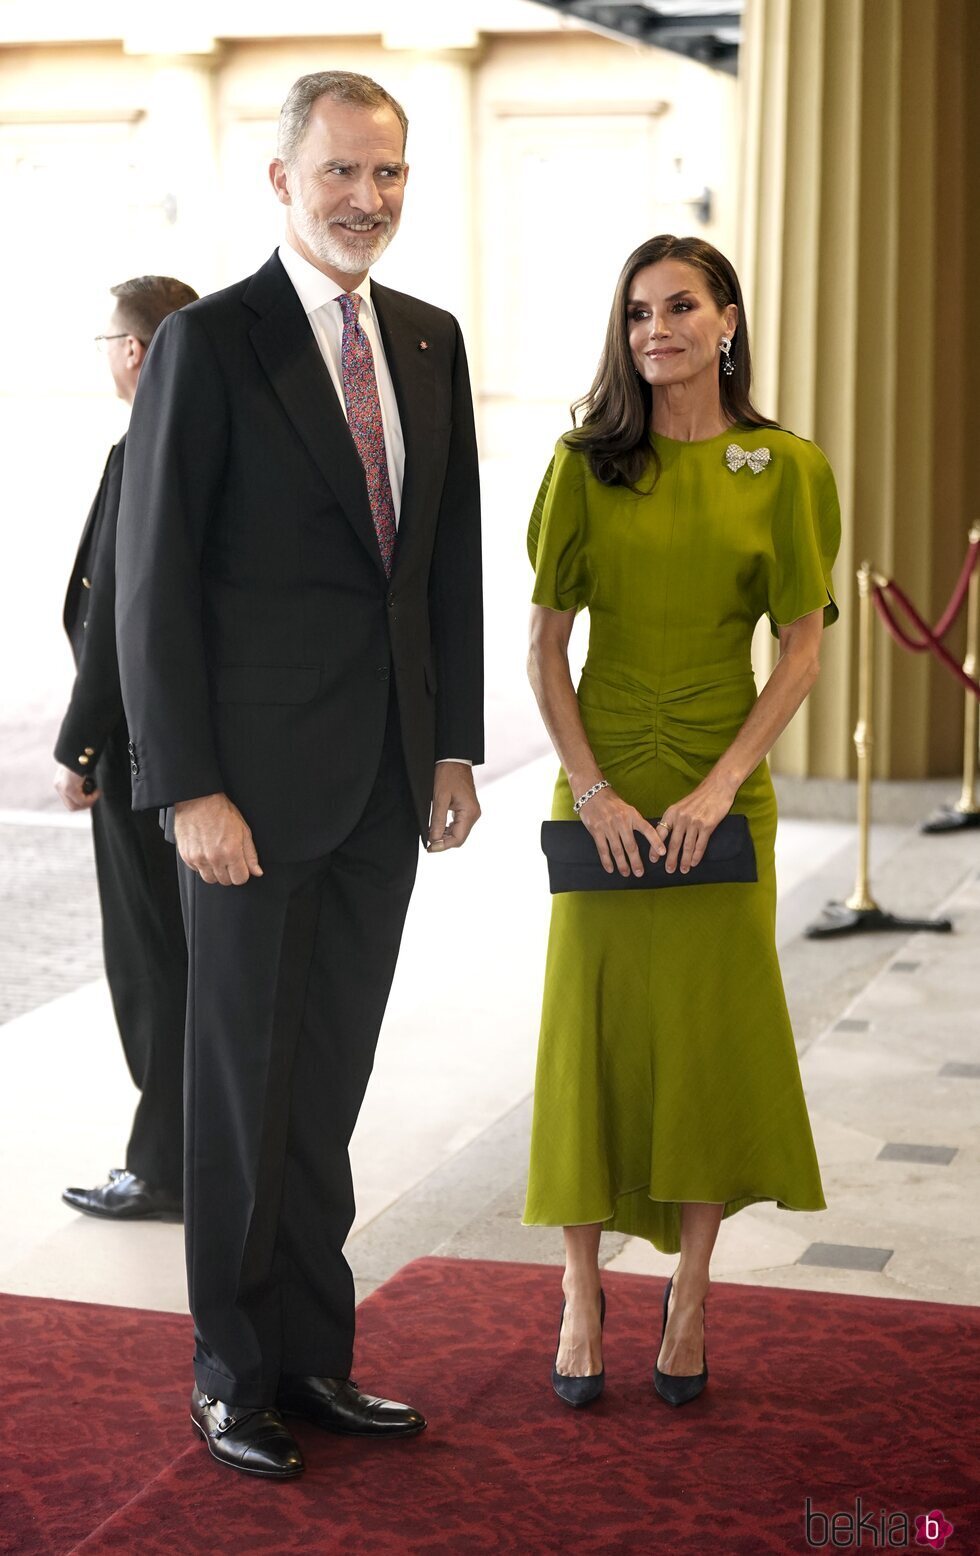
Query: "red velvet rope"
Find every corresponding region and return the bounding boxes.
[872,583,939,653]
[931,537,980,641]
[872,575,980,699]
[872,538,979,654]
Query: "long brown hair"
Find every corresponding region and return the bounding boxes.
[566,235,777,490]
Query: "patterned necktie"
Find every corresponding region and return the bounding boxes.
[337,291,397,576]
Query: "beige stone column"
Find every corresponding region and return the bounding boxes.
[378,29,480,365]
[739,0,980,779]
[123,32,223,293]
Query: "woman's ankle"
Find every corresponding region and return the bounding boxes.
[672,1264,711,1306]
[561,1269,602,1304]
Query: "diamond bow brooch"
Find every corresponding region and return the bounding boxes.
[725,443,771,475]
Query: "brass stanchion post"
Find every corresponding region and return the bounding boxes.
[922,523,980,832]
[845,562,878,912]
[956,525,980,811]
[806,561,953,938]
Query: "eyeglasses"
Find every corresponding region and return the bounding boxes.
[93,333,131,353]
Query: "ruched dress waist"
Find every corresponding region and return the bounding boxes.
[577,652,757,789]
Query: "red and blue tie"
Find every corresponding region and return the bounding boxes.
[337,292,397,577]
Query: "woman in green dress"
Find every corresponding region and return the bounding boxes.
[524,235,840,1408]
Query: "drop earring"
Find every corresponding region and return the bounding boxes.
[720,338,735,377]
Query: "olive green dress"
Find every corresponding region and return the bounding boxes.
[522,426,840,1253]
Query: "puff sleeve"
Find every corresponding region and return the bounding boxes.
[765,440,841,637]
[527,440,591,614]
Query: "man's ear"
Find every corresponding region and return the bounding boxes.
[128,337,147,370]
[269,159,292,206]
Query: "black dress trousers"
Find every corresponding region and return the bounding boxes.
[178,693,420,1406]
[91,722,187,1195]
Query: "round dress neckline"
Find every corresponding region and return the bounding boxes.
[650,424,748,448]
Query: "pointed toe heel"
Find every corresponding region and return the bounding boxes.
[653,1275,708,1407]
[552,1360,605,1408]
[653,1362,709,1407]
[552,1289,606,1407]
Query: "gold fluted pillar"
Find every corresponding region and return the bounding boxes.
[739,0,980,778]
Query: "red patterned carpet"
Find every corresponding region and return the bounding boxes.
[1,1257,977,1555]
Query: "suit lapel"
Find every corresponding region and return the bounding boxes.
[245,253,386,578]
[77,448,115,567]
[64,446,115,634]
[371,284,443,580]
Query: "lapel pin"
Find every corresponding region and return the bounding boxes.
[418,339,428,351]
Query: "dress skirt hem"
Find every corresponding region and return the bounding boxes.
[522,1181,828,1256]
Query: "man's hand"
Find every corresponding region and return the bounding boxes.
[428,762,481,852]
[174,792,263,886]
[54,765,100,811]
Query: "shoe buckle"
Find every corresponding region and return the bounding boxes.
[217,1413,236,1434]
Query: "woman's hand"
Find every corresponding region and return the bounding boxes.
[578,786,667,877]
[659,777,738,875]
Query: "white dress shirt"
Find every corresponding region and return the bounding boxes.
[277,240,404,523]
[277,241,472,770]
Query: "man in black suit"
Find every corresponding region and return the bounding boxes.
[56,275,198,1221]
[116,72,483,1478]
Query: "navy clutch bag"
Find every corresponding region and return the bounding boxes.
[541,814,757,894]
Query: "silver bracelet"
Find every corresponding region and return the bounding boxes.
[573,779,610,814]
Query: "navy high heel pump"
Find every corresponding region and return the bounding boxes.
[552,1288,606,1407]
[653,1275,708,1406]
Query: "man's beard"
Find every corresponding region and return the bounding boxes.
[290,188,396,274]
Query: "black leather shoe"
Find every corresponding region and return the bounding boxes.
[552,1288,606,1407]
[653,1275,708,1406]
[190,1389,304,1477]
[62,1168,183,1220]
[277,1376,426,1438]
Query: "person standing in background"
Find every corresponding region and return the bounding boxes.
[56,275,198,1222]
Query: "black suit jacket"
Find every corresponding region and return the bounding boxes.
[115,252,483,863]
[55,436,127,775]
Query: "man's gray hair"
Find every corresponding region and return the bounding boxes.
[277,71,409,165]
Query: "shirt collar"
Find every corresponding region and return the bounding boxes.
[277,240,373,317]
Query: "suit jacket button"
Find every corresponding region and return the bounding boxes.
[130,760,139,776]
[377,666,389,681]
[127,741,135,754]
[81,577,91,589]
[78,754,89,765]
[84,747,95,756]
[387,591,396,608]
